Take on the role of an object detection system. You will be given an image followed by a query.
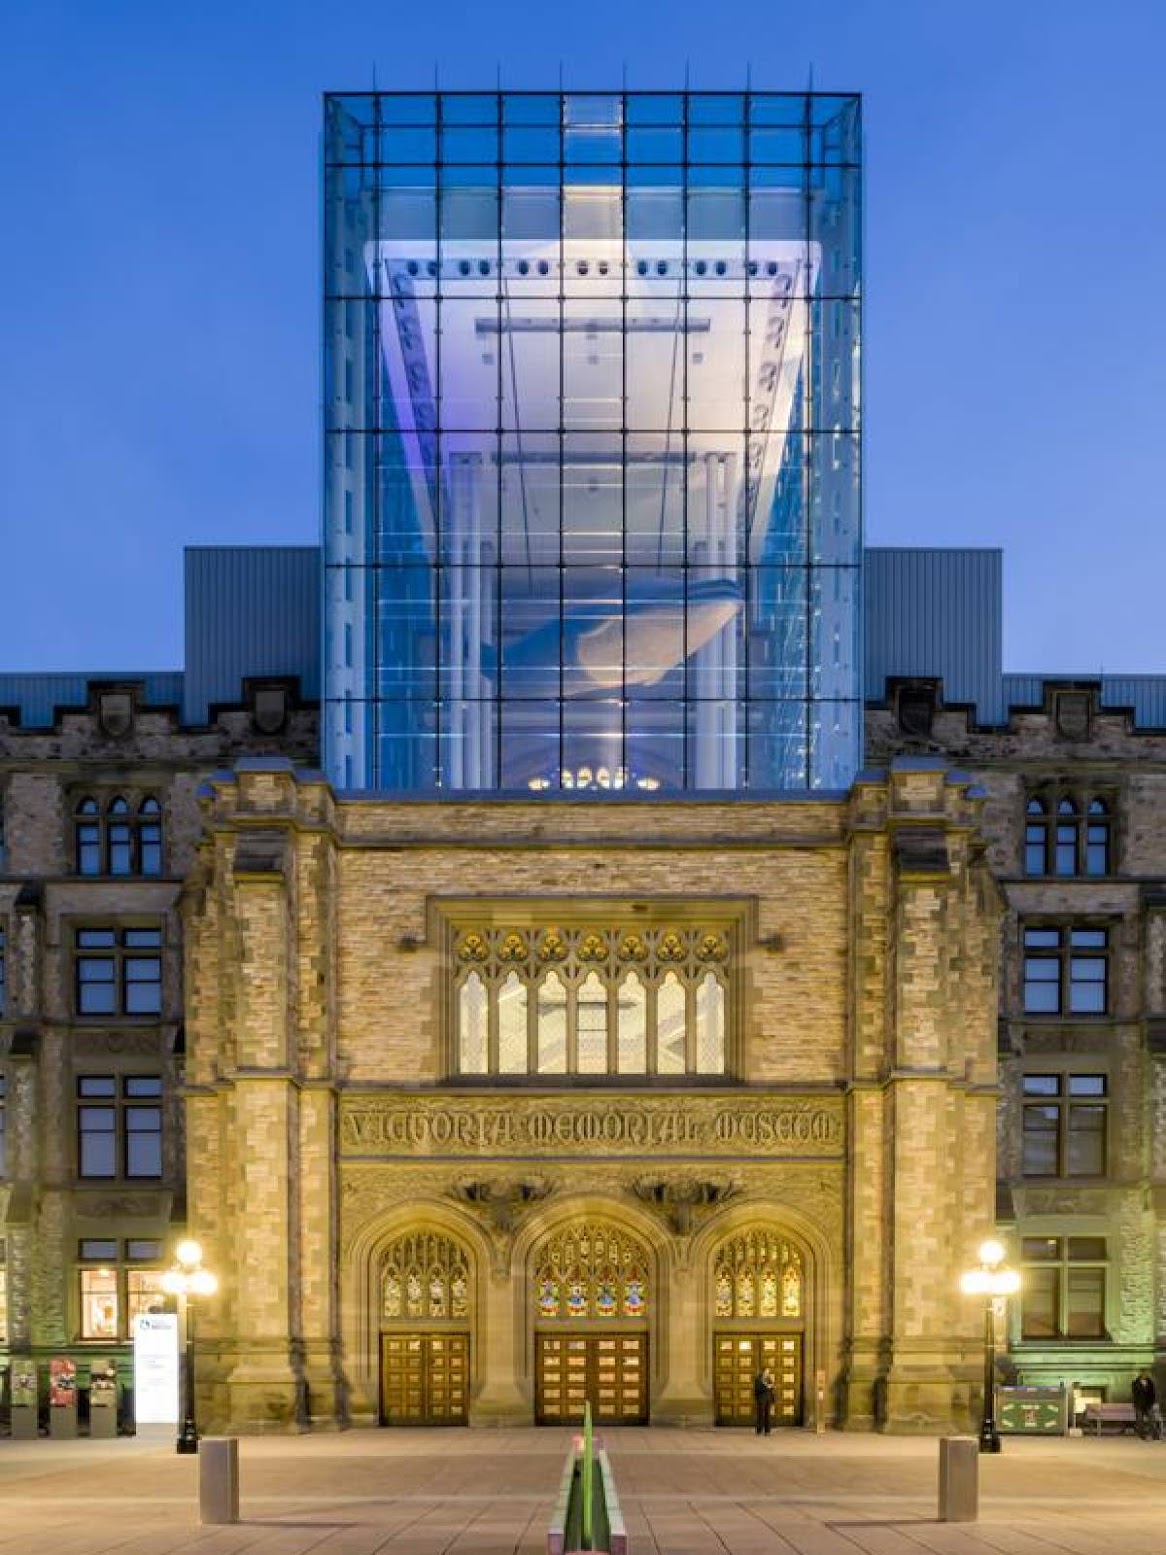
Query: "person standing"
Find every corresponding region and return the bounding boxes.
[754,1366,775,1435]
[1132,1370,1157,1439]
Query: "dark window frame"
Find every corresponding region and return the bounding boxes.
[1022,924,1110,1016]
[76,1075,163,1181]
[1020,1235,1108,1340]
[77,1237,167,1341]
[73,926,163,1018]
[74,794,164,878]
[1024,790,1113,878]
[1021,1073,1108,1178]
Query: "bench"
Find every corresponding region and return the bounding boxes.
[1083,1403,1137,1436]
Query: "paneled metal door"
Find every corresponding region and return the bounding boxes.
[381,1331,469,1425]
[714,1332,803,1427]
[536,1332,649,1425]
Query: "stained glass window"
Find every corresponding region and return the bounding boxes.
[713,1231,803,1320]
[534,1223,651,1320]
[382,1233,471,1322]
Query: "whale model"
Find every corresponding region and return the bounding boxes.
[482,577,742,699]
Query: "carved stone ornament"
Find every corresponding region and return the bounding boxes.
[97,691,134,738]
[251,684,289,735]
[631,1175,744,1236]
[1055,691,1092,742]
[448,1176,554,1236]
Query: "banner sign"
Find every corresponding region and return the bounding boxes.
[49,1357,77,1409]
[998,1385,1067,1435]
[132,1313,179,1425]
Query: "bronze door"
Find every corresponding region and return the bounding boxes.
[381,1331,469,1425]
[714,1332,803,1427]
[536,1332,648,1425]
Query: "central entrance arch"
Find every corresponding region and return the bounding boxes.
[530,1220,652,1425]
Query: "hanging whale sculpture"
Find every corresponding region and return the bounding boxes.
[482,577,742,699]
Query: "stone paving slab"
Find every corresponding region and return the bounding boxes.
[4,1430,1166,1554]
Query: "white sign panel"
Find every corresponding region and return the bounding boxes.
[132,1313,179,1425]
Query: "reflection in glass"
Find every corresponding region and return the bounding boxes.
[325,92,861,792]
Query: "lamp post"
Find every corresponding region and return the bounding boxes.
[161,1239,218,1456]
[960,1238,1020,1454]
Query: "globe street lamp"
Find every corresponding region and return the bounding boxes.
[960,1238,1020,1454]
[161,1239,218,1456]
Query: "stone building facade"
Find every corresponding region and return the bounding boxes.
[0,678,316,1405]
[869,678,1166,1408]
[181,758,999,1433]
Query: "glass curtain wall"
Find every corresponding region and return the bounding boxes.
[323,91,861,793]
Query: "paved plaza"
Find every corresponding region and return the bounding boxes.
[3,1428,1166,1555]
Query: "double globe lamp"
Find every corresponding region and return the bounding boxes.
[161,1239,218,1455]
[960,1238,1021,1454]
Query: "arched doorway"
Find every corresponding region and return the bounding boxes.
[379,1230,473,1425]
[531,1221,651,1426]
[710,1228,806,1427]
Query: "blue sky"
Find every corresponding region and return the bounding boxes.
[2,0,1164,673]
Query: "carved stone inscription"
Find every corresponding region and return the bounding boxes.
[339,1093,844,1160]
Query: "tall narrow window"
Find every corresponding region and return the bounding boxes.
[657,972,686,1075]
[459,972,488,1074]
[537,972,568,1073]
[617,972,647,1073]
[498,971,528,1074]
[0,1075,6,1177]
[0,926,6,1017]
[577,971,608,1073]
[696,972,725,1073]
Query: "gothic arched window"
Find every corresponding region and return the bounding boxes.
[452,919,734,1078]
[713,1231,803,1320]
[382,1232,471,1322]
[1025,788,1112,877]
[533,1223,651,1321]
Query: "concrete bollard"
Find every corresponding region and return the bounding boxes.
[938,1436,979,1523]
[199,1437,240,1525]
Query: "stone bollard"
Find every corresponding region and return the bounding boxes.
[199,1437,240,1525]
[938,1436,979,1522]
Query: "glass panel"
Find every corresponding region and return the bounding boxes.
[1022,1075,1060,1095]
[498,970,528,1074]
[125,958,162,1015]
[617,972,647,1073]
[696,972,725,1073]
[1021,1237,1061,1261]
[1023,959,1060,1014]
[1069,1236,1107,1261]
[127,1270,166,1322]
[1068,1074,1106,1096]
[656,972,686,1074]
[577,970,608,1074]
[1066,1104,1106,1174]
[1021,1267,1059,1339]
[125,1109,162,1178]
[1086,826,1109,875]
[1021,1106,1059,1175]
[1069,959,1106,1014]
[537,972,568,1073]
[459,972,488,1074]
[1070,929,1107,948]
[80,1268,119,1340]
[1066,1268,1106,1337]
[80,1239,118,1260]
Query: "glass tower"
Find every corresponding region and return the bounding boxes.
[323,91,861,793]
